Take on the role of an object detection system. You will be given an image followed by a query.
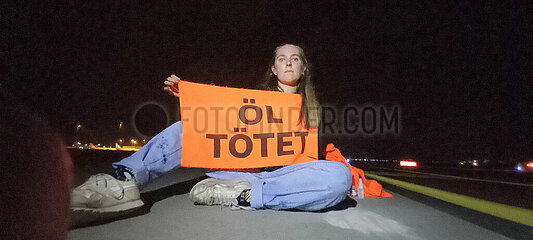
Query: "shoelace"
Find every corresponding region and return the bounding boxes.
[90,173,126,200]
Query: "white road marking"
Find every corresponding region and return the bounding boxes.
[322,209,423,240]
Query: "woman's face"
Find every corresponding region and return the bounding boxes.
[271,44,305,86]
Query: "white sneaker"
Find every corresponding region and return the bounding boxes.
[71,173,144,215]
[189,178,252,209]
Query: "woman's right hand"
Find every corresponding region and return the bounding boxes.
[164,74,180,97]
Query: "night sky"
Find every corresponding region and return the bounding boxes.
[2,1,531,164]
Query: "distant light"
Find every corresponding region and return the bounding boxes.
[526,162,533,168]
[400,160,417,167]
[77,124,81,129]
[119,139,123,143]
[516,165,523,171]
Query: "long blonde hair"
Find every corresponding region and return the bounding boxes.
[261,44,320,128]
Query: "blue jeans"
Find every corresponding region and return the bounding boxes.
[113,122,352,211]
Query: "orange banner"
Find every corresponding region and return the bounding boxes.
[179,81,318,168]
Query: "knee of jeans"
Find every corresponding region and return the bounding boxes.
[323,162,352,196]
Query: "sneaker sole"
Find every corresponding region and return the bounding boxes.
[71,199,144,213]
[70,200,144,227]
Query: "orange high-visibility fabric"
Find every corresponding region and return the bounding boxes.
[178,81,318,169]
[323,143,392,198]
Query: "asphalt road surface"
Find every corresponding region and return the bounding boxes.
[67,149,532,240]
